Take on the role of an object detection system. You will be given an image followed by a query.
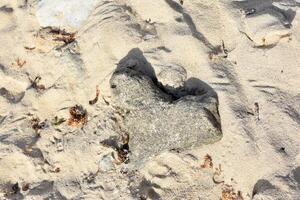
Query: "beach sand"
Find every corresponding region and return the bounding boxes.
[0,0,299,199]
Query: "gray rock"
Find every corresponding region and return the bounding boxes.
[110,48,222,167]
[252,179,290,200]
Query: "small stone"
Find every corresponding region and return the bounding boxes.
[99,155,115,172]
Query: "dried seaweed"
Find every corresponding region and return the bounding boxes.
[254,102,260,120]
[24,46,36,50]
[15,58,26,68]
[51,116,66,126]
[213,164,224,184]
[113,133,130,165]
[221,185,243,200]
[49,27,77,45]
[201,154,213,169]
[89,85,100,105]
[68,105,88,127]
[27,75,46,92]
[31,117,48,134]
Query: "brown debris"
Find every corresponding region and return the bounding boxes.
[102,96,110,105]
[254,102,260,120]
[213,164,225,184]
[201,154,213,169]
[51,116,66,126]
[49,27,76,45]
[113,133,130,165]
[16,58,26,68]
[68,105,88,127]
[89,85,100,105]
[21,183,30,191]
[24,46,36,50]
[50,167,61,173]
[27,75,46,92]
[31,117,48,134]
[35,27,77,50]
[221,185,243,200]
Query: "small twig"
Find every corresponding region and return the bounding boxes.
[14,58,26,68]
[68,105,88,127]
[254,102,260,120]
[201,154,213,169]
[89,85,100,105]
[24,46,36,50]
[239,30,254,42]
[51,116,66,126]
[26,74,46,91]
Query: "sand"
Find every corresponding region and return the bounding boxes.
[0,0,299,199]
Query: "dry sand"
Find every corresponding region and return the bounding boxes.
[0,0,299,199]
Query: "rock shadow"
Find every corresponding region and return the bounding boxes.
[232,0,298,28]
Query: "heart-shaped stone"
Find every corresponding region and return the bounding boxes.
[110,48,222,167]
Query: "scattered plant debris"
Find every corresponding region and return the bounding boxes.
[89,85,100,105]
[213,164,225,184]
[102,96,110,105]
[15,58,26,68]
[21,183,30,191]
[50,166,61,173]
[68,105,88,127]
[31,117,48,135]
[221,185,243,200]
[201,154,213,168]
[113,133,130,165]
[51,28,76,45]
[36,27,77,50]
[222,40,228,57]
[254,102,260,120]
[84,170,100,184]
[24,46,36,50]
[27,75,46,92]
[51,116,66,126]
[244,8,256,16]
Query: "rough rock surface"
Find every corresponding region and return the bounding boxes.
[110,48,222,166]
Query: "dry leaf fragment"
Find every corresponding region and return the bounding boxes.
[31,117,48,134]
[24,46,36,50]
[89,85,100,105]
[51,116,66,126]
[221,185,244,200]
[21,183,30,191]
[254,102,260,120]
[68,105,88,127]
[27,75,46,92]
[201,154,213,168]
